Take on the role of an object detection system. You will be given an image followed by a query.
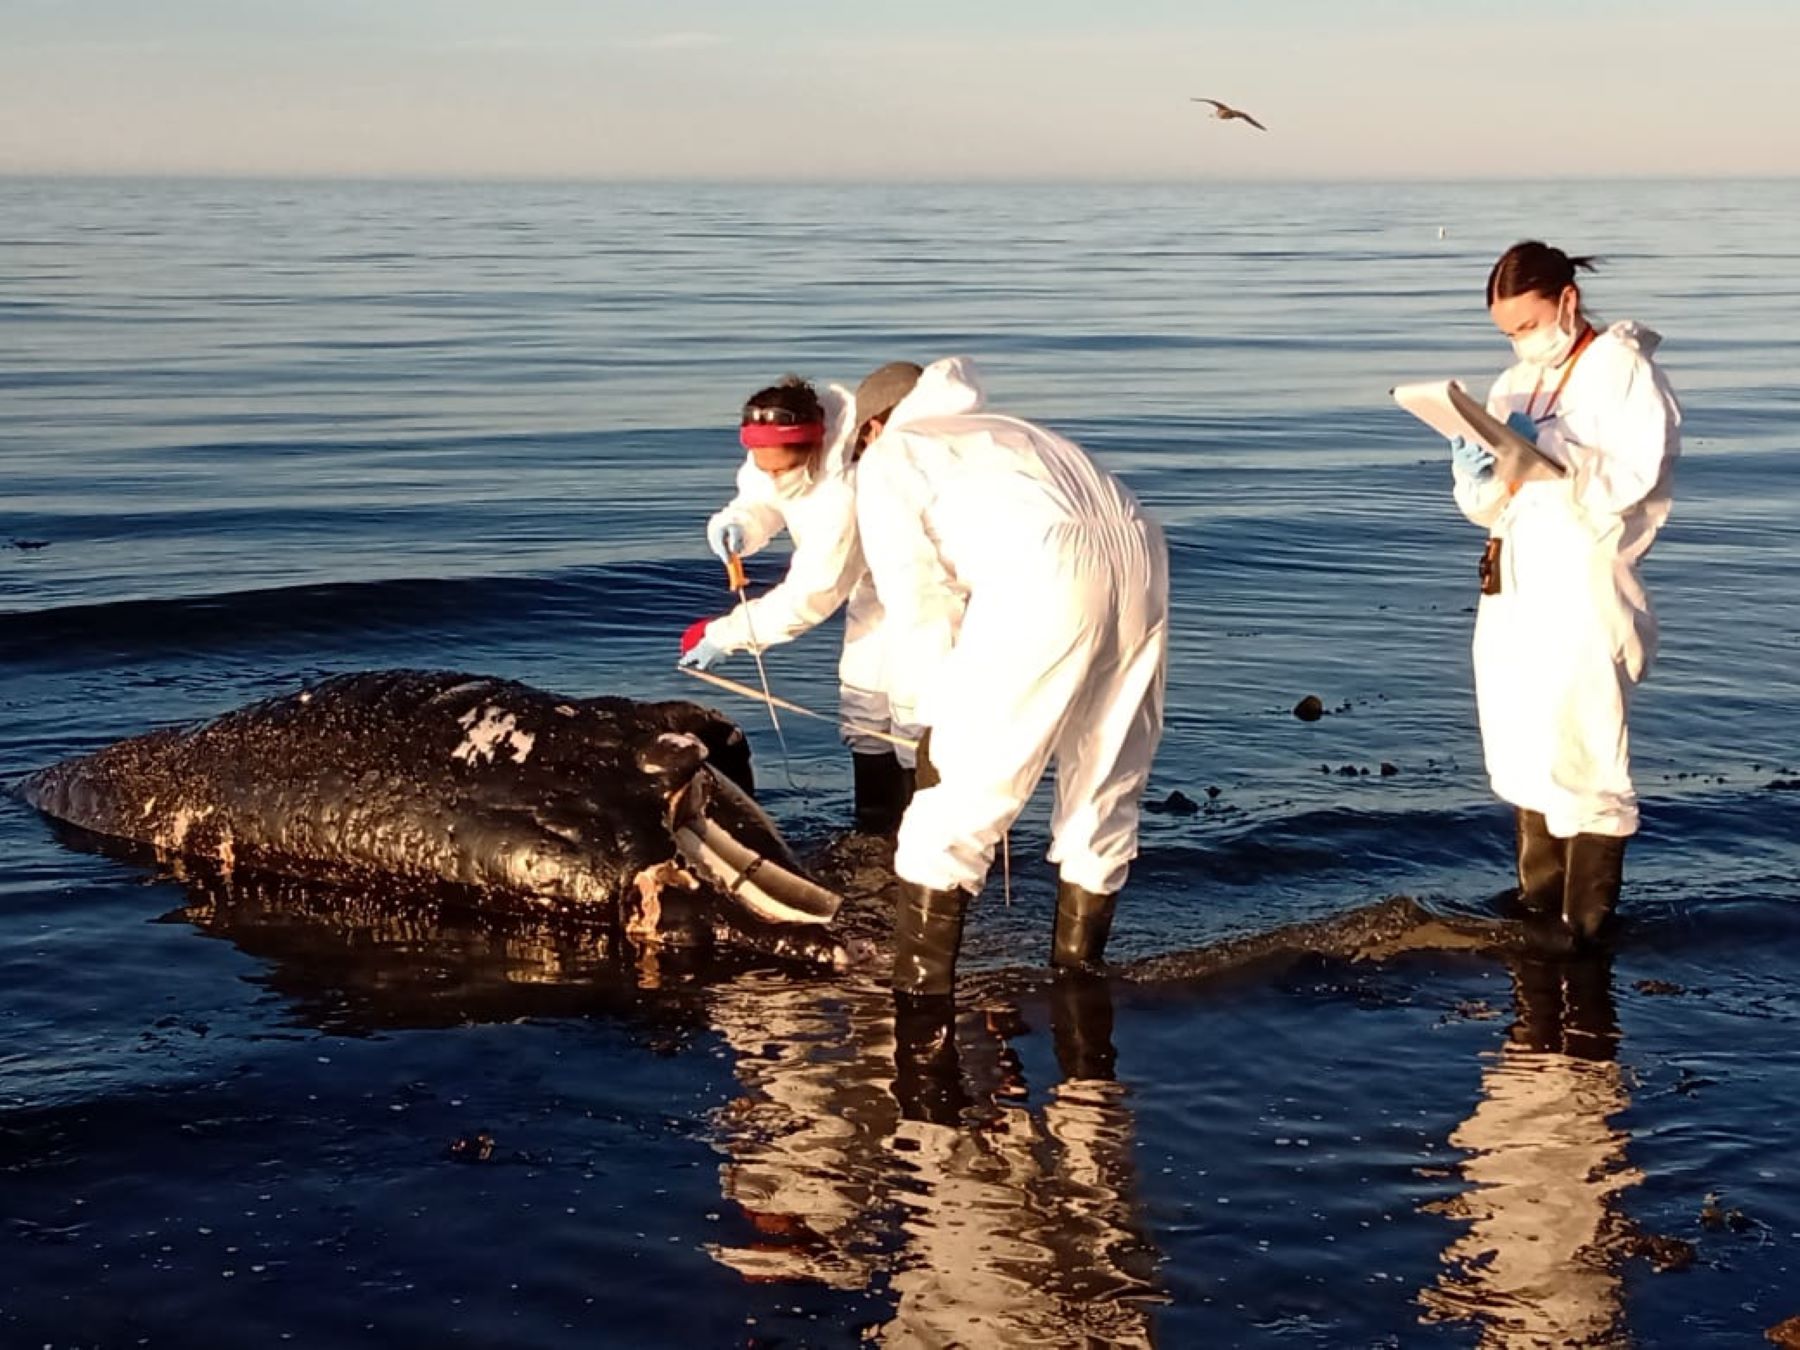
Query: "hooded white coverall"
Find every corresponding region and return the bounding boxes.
[1454,321,1680,839]
[703,384,910,763]
[855,357,1169,896]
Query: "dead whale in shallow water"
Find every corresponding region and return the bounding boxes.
[16,670,848,968]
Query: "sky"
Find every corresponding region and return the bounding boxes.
[2,0,1796,181]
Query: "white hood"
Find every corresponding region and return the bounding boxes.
[885,356,987,429]
[817,382,859,478]
[1601,319,1661,359]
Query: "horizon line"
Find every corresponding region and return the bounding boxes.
[6,169,1799,189]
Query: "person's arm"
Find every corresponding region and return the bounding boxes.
[705,477,864,652]
[1450,374,1517,528]
[1540,347,1677,529]
[705,458,786,559]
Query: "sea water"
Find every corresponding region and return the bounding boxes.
[2,177,1797,1345]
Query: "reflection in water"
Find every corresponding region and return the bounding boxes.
[156,856,728,1036]
[704,973,1164,1344]
[124,842,1162,1337]
[1420,955,1643,1346]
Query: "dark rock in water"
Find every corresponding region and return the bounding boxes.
[1336,764,1360,778]
[1143,789,1200,817]
[1619,1231,1696,1273]
[447,1130,496,1164]
[1766,1315,1800,1348]
[1204,785,1222,799]
[1634,978,1684,996]
[1699,1191,1753,1233]
[1379,762,1398,777]
[1768,778,1800,792]
[8,538,50,551]
[1293,695,1324,722]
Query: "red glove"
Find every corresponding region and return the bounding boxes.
[680,618,713,656]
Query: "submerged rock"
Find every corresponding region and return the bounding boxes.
[1143,789,1200,817]
[1767,1315,1800,1348]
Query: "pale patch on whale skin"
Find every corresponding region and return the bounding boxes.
[156,804,214,854]
[453,705,536,766]
[627,860,700,943]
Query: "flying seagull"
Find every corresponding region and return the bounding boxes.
[1191,97,1267,131]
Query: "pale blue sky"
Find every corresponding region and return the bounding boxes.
[2,0,1794,179]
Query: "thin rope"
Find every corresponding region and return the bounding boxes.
[676,666,919,751]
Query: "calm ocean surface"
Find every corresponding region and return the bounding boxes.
[2,177,1797,1346]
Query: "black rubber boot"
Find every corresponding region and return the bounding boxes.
[1051,880,1118,970]
[892,879,969,996]
[1050,972,1118,1081]
[892,991,968,1125]
[1514,808,1567,917]
[1563,832,1627,948]
[852,751,907,834]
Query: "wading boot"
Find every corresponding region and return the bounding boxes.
[1563,833,1627,949]
[1051,880,1118,971]
[892,878,969,997]
[852,750,907,835]
[1514,808,1567,917]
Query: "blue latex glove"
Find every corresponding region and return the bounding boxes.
[678,636,727,672]
[706,519,746,563]
[1503,410,1540,443]
[1449,435,1496,483]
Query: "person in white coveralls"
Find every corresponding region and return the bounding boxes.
[849,357,1169,995]
[679,375,914,833]
[1447,240,1680,949]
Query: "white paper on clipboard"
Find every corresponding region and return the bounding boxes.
[1391,379,1565,482]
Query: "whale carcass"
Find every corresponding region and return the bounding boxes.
[15,670,848,967]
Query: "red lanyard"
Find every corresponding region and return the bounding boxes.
[1525,324,1598,422]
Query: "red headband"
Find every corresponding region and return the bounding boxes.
[740,422,825,449]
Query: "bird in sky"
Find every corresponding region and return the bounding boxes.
[1191,97,1267,131]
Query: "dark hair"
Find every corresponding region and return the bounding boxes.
[741,374,822,427]
[1486,241,1601,306]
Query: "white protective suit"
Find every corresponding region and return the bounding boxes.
[1454,320,1680,838]
[702,384,909,762]
[855,357,1169,896]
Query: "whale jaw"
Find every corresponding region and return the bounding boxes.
[667,766,843,929]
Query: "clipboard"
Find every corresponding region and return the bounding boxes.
[1392,379,1565,482]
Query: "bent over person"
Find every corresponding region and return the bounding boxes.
[1448,241,1680,949]
[679,376,913,832]
[851,357,1170,993]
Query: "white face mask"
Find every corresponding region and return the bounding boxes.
[1511,293,1579,368]
[769,464,810,496]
